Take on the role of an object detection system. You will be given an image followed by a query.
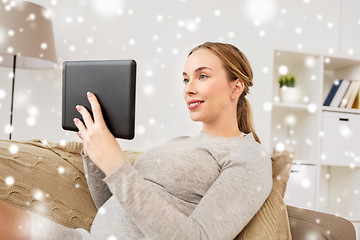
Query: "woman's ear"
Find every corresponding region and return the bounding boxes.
[230,79,244,101]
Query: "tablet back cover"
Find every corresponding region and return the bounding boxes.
[62,60,136,139]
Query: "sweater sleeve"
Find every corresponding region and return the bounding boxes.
[81,149,112,210]
[103,149,272,240]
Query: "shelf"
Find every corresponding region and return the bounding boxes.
[272,102,317,112]
[322,106,360,114]
[292,160,318,165]
[320,162,360,168]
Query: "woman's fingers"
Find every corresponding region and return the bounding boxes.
[73,118,87,133]
[76,105,94,127]
[87,92,106,125]
[76,131,83,140]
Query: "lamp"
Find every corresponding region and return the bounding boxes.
[0,1,57,140]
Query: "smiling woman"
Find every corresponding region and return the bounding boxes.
[0,42,272,240]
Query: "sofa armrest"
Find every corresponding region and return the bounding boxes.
[287,205,356,240]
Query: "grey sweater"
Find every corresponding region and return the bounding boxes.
[80,132,272,240]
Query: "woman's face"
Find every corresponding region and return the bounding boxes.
[183,48,238,124]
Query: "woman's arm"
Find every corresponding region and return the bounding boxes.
[81,150,112,210]
[104,149,272,240]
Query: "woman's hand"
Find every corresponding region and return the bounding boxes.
[74,92,126,176]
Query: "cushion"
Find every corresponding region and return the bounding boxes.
[0,139,293,239]
[234,152,293,240]
[0,139,143,231]
[271,151,294,198]
[0,139,96,231]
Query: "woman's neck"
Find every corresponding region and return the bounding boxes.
[201,122,243,138]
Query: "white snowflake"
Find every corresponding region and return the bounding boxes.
[338,124,352,138]
[26,117,37,126]
[278,65,288,75]
[99,206,106,215]
[27,105,40,117]
[295,27,302,34]
[87,37,94,44]
[4,124,14,134]
[172,48,179,55]
[305,56,316,67]
[327,22,334,29]
[65,16,73,23]
[324,57,331,64]
[285,114,296,126]
[8,29,14,36]
[58,166,65,174]
[259,30,266,37]
[301,179,311,188]
[9,144,19,154]
[262,101,272,111]
[146,70,153,77]
[59,139,67,146]
[69,45,76,52]
[33,190,43,200]
[28,13,36,21]
[7,46,14,53]
[214,9,221,17]
[0,89,6,99]
[5,176,15,186]
[245,0,277,23]
[136,125,146,135]
[307,103,317,113]
[148,118,156,125]
[40,43,47,50]
[156,15,163,22]
[92,0,124,17]
[128,39,136,46]
[143,84,155,96]
[77,16,84,23]
[275,142,285,152]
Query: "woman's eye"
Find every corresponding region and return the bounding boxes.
[183,78,189,84]
[199,74,207,79]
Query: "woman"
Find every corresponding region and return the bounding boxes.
[0,42,272,240]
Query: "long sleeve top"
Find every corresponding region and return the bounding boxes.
[81,131,272,240]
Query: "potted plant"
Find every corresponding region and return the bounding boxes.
[278,74,299,103]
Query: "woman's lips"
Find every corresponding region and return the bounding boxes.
[188,101,204,109]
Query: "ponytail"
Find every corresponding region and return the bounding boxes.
[237,94,261,144]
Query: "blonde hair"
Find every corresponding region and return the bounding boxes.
[188,42,261,144]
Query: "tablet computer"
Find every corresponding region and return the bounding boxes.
[62,60,136,139]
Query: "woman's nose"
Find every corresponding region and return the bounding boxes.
[184,80,197,95]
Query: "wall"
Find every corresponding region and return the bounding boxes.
[1,0,360,152]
